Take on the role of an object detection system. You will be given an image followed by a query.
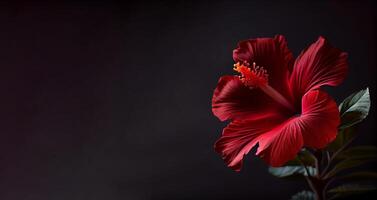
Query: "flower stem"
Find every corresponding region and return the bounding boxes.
[321,136,356,179]
[300,134,358,199]
[299,150,327,200]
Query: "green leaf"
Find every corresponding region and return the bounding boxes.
[269,166,317,178]
[337,145,377,160]
[328,184,377,198]
[329,184,377,193]
[339,88,370,129]
[338,171,377,181]
[325,158,373,178]
[291,190,315,200]
[286,149,316,166]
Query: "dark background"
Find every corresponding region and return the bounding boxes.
[0,1,376,199]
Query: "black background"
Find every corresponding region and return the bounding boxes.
[0,1,376,200]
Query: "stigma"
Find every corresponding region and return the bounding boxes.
[233,62,268,88]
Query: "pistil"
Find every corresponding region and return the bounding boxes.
[233,62,294,111]
[259,84,294,111]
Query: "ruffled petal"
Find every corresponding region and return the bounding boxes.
[290,36,348,98]
[233,35,294,99]
[256,117,304,167]
[212,75,283,121]
[300,90,340,149]
[214,113,285,171]
[256,90,340,167]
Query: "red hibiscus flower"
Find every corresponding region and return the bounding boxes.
[212,35,348,171]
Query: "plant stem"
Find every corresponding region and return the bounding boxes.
[300,133,358,199]
[321,136,356,179]
[300,150,328,200]
[311,178,327,200]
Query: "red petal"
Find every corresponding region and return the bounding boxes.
[256,117,304,167]
[300,90,340,149]
[290,36,348,98]
[256,90,339,166]
[214,113,285,171]
[233,35,294,99]
[212,75,284,121]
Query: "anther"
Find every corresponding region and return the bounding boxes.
[233,61,269,88]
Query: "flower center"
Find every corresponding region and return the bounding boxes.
[233,61,294,111]
[233,62,268,88]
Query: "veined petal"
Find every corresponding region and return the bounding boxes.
[256,90,340,167]
[256,117,304,167]
[233,35,294,99]
[290,36,348,98]
[214,113,285,171]
[212,75,284,121]
[300,90,340,149]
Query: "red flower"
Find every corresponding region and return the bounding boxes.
[212,35,348,171]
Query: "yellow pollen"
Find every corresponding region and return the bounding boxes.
[233,62,268,88]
